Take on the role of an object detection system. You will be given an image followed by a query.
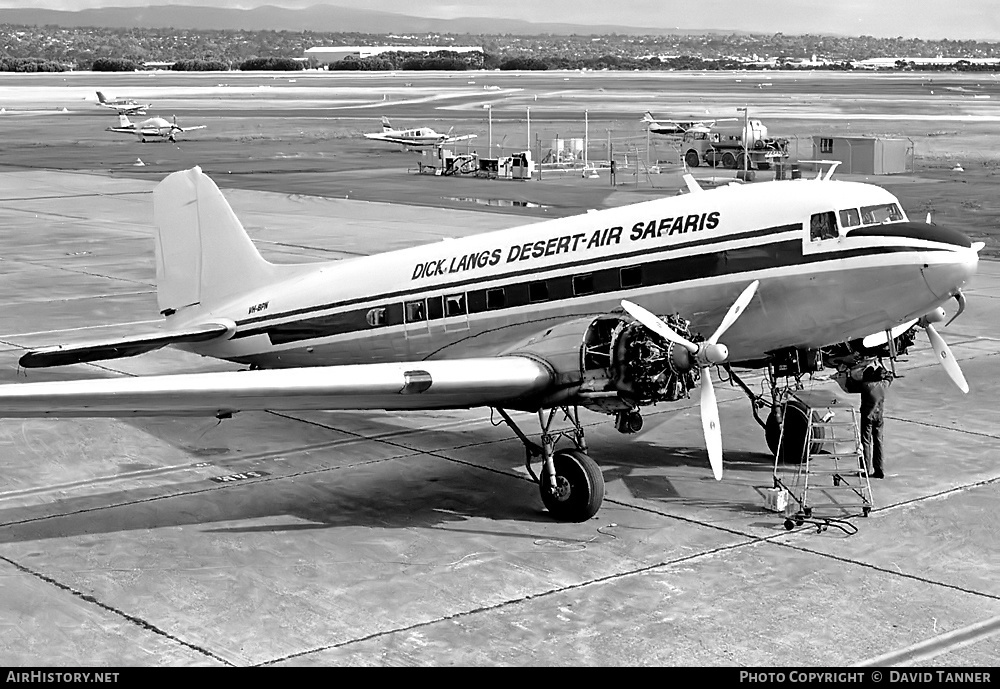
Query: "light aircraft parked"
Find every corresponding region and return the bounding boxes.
[106,114,206,143]
[642,111,737,135]
[0,167,980,522]
[364,116,477,148]
[95,91,151,116]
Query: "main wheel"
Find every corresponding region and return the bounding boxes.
[721,151,737,169]
[539,449,605,522]
[684,149,701,168]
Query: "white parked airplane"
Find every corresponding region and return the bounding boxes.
[642,111,737,135]
[364,116,477,148]
[96,91,151,116]
[0,167,980,522]
[106,114,206,143]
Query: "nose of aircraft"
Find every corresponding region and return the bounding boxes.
[848,220,980,300]
[922,244,980,300]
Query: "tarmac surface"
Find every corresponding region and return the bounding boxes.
[0,72,998,667]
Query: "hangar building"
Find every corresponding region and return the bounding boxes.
[811,135,913,175]
[304,46,483,64]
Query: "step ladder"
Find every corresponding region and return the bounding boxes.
[772,391,873,528]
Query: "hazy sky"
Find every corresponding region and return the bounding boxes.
[5,0,1000,40]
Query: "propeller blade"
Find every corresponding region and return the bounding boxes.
[945,290,967,327]
[925,324,969,394]
[620,300,698,354]
[700,367,723,480]
[708,280,760,344]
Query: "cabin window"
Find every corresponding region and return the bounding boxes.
[445,293,466,316]
[486,287,506,310]
[528,281,549,302]
[405,300,426,323]
[810,211,838,241]
[839,208,861,228]
[573,274,595,296]
[426,295,444,320]
[620,266,643,289]
[366,307,387,327]
[819,137,834,154]
[860,203,903,225]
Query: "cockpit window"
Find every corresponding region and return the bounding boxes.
[860,203,903,225]
[810,211,838,241]
[838,208,861,228]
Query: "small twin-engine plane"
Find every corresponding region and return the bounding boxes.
[96,91,151,116]
[106,114,206,143]
[642,111,737,135]
[364,116,477,149]
[0,167,980,522]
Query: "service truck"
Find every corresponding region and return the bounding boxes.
[680,118,789,171]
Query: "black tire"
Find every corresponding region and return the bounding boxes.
[684,149,701,168]
[765,399,826,463]
[721,151,737,169]
[540,449,605,522]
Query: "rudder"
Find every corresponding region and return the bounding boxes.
[153,166,275,316]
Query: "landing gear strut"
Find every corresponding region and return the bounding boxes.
[495,406,605,522]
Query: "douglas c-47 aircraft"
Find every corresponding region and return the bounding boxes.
[364,116,477,148]
[0,167,980,522]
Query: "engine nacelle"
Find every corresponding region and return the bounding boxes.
[501,313,703,412]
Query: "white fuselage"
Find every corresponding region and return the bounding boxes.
[175,179,979,370]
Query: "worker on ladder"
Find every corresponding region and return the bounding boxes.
[847,360,893,480]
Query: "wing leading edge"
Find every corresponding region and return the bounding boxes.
[0,356,553,417]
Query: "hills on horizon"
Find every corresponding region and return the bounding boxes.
[0,3,735,36]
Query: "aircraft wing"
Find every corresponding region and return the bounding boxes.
[18,322,234,368]
[0,357,553,417]
[179,125,206,132]
[443,134,477,143]
[106,127,137,134]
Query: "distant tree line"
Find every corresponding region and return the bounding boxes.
[0,56,71,72]
[328,49,483,71]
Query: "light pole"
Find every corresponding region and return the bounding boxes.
[737,106,749,177]
[488,105,493,154]
[526,106,530,151]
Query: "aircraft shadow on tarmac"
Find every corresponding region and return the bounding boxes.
[0,412,781,544]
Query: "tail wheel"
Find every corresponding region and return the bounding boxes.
[540,449,605,522]
[684,149,701,168]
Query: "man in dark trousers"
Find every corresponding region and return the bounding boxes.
[854,363,893,479]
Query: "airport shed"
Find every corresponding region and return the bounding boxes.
[811,135,913,175]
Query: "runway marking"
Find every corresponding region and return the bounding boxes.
[853,613,1000,666]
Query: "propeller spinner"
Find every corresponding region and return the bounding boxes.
[622,280,760,481]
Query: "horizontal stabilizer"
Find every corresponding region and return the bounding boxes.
[18,322,233,369]
[0,356,553,417]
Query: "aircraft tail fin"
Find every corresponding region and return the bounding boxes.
[97,91,108,103]
[152,167,277,316]
[381,116,393,131]
[118,114,132,128]
[642,111,655,123]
